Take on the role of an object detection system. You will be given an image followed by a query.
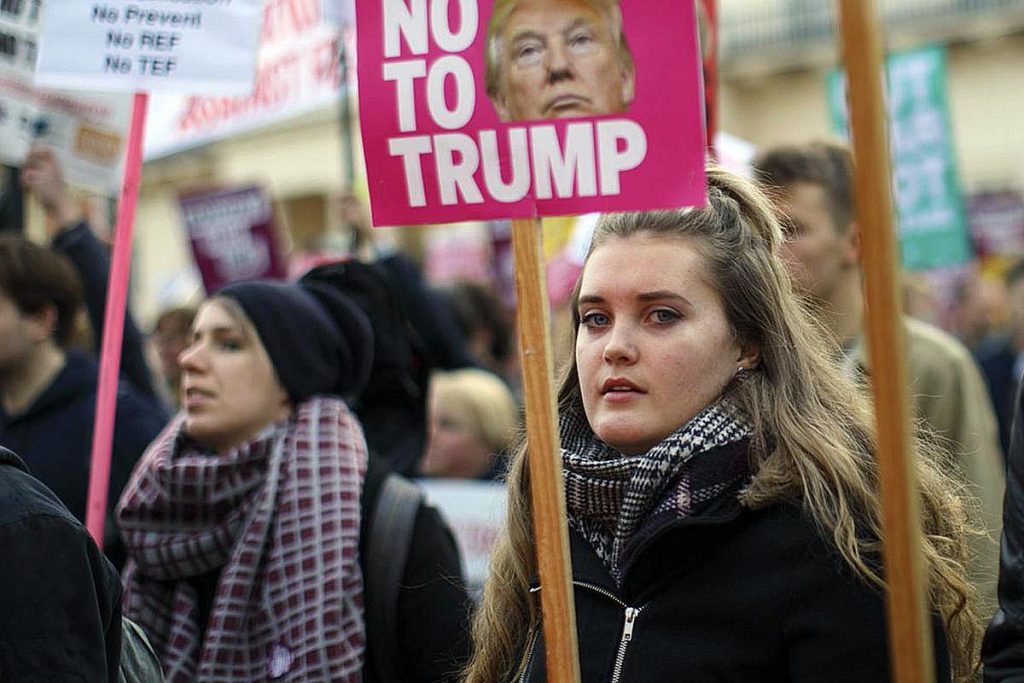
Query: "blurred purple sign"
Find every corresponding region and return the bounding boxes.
[180,186,287,293]
[968,191,1024,258]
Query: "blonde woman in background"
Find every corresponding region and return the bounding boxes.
[423,369,520,480]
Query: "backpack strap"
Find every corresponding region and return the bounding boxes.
[366,472,424,682]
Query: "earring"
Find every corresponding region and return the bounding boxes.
[735,365,747,377]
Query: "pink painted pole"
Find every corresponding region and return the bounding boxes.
[85,92,149,546]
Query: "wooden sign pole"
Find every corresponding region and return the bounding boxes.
[836,2,934,681]
[511,217,581,683]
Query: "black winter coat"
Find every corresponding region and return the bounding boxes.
[521,457,952,682]
[983,380,1024,681]
[0,447,123,681]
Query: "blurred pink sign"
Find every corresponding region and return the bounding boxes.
[180,186,288,293]
[356,0,707,226]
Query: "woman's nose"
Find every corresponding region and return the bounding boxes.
[602,323,637,364]
[178,343,205,373]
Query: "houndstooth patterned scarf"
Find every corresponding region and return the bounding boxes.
[562,400,751,584]
[117,396,366,682]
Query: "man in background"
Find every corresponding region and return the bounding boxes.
[754,140,1005,612]
[484,0,635,122]
[977,259,1024,457]
[0,236,164,568]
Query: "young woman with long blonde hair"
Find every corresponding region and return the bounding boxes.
[465,167,979,682]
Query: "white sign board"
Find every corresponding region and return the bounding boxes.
[35,0,263,93]
[1,1,130,193]
[144,0,353,159]
[418,479,506,596]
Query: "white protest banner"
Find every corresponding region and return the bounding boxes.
[1,0,130,193]
[418,479,506,594]
[144,0,354,159]
[35,0,263,93]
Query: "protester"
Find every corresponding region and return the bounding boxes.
[982,380,1024,680]
[441,280,517,384]
[117,279,471,682]
[298,250,475,478]
[0,236,166,569]
[0,445,123,681]
[753,140,1004,613]
[954,271,1009,353]
[422,368,520,480]
[464,167,979,682]
[20,144,159,401]
[484,0,636,121]
[150,305,196,409]
[977,258,1024,457]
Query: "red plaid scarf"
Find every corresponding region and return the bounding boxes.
[117,396,366,682]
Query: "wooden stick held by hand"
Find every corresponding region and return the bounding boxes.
[837,2,935,681]
[511,217,581,683]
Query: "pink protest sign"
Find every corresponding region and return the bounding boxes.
[356,0,707,225]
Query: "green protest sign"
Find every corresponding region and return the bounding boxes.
[828,45,970,270]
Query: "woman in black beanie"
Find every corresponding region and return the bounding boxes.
[115,280,470,682]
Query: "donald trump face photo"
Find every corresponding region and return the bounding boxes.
[485,0,636,122]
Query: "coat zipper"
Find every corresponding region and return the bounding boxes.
[610,607,640,683]
[573,582,644,683]
[518,625,541,683]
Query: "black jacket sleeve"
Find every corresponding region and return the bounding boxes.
[52,220,158,400]
[784,532,952,682]
[984,381,1024,681]
[360,457,473,683]
[0,511,123,682]
[393,504,474,682]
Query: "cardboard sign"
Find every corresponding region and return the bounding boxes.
[35,0,263,93]
[0,1,130,193]
[179,186,288,293]
[356,0,707,226]
[418,479,506,593]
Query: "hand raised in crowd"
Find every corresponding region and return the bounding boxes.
[20,145,81,234]
[339,191,376,260]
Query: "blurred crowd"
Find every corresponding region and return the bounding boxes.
[1,138,1023,681]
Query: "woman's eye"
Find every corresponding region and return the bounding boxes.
[650,309,681,324]
[580,311,610,327]
[219,338,243,351]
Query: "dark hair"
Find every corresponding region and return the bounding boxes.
[153,306,196,338]
[0,235,84,347]
[444,280,513,365]
[753,141,856,234]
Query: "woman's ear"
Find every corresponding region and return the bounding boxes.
[736,342,760,371]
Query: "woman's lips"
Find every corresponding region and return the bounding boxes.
[601,378,644,402]
[183,387,215,408]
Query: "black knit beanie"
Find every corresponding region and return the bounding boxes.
[216,280,373,403]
